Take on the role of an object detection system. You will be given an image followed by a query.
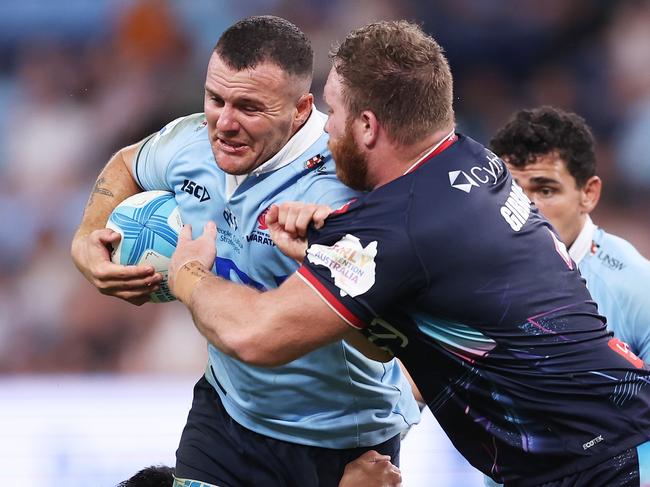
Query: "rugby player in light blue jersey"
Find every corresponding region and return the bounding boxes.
[71,16,414,487]
[491,106,650,361]
[478,106,650,486]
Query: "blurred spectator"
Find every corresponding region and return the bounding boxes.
[608,1,650,193]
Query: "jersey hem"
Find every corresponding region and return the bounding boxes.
[203,368,408,449]
[508,433,650,486]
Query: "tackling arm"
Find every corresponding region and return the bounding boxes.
[168,222,352,366]
[70,143,162,304]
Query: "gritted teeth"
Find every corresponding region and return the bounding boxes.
[219,138,245,148]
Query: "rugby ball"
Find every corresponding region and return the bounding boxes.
[106,190,182,302]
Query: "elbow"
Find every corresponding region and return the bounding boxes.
[218,324,292,367]
[236,346,292,367]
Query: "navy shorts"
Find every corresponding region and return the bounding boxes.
[503,440,650,487]
[175,375,401,487]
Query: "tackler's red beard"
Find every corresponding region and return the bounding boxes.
[329,121,371,192]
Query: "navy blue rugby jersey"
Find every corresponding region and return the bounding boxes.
[297,133,650,486]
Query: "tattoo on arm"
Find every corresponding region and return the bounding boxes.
[88,177,115,206]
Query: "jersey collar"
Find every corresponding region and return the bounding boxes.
[403,129,457,175]
[225,108,326,199]
[568,216,597,264]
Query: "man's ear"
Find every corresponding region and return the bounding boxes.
[293,93,314,130]
[358,110,379,148]
[580,175,602,214]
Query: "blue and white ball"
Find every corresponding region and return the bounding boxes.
[106,190,182,303]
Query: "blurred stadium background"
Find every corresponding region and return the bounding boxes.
[0,0,648,485]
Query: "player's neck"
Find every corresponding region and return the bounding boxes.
[370,125,455,189]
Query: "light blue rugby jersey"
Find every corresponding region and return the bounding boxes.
[132,109,419,447]
[570,217,650,361]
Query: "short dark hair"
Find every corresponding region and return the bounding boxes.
[116,465,174,487]
[215,16,313,78]
[489,106,596,187]
[330,20,454,145]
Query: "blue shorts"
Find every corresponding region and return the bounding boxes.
[174,375,401,487]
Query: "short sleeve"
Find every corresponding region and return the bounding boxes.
[132,114,204,190]
[297,202,423,329]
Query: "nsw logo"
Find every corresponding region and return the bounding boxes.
[257,206,270,230]
[247,206,275,246]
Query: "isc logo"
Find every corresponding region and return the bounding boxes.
[181,179,211,202]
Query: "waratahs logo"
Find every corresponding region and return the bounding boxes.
[257,206,270,230]
[247,206,274,246]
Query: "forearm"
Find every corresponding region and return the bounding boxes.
[174,261,348,366]
[69,142,163,303]
[73,145,141,242]
[184,265,271,363]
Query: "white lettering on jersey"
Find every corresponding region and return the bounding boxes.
[582,434,603,450]
[306,234,377,297]
[368,317,409,349]
[449,149,505,193]
[500,181,531,231]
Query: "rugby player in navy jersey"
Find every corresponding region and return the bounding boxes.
[169,20,650,486]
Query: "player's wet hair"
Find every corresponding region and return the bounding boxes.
[330,20,454,145]
[215,16,313,79]
[117,465,174,487]
[489,106,597,188]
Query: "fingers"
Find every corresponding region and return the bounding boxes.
[201,221,217,241]
[170,221,217,275]
[95,269,163,288]
[103,288,159,306]
[339,450,401,487]
[357,450,390,462]
[266,205,279,227]
[312,205,333,229]
[96,227,122,245]
[274,202,332,237]
[294,207,318,236]
[179,223,193,242]
[365,457,402,486]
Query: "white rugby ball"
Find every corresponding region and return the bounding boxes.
[106,190,182,302]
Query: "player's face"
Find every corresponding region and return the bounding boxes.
[323,68,371,191]
[506,153,587,247]
[204,54,301,175]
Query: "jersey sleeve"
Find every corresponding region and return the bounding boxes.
[589,233,650,362]
[629,295,650,362]
[132,113,205,191]
[297,203,423,329]
[621,261,650,361]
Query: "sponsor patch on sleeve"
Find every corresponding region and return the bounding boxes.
[306,234,377,297]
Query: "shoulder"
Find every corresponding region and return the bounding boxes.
[140,113,208,154]
[293,147,361,204]
[582,228,650,303]
[159,113,207,136]
[591,228,650,275]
